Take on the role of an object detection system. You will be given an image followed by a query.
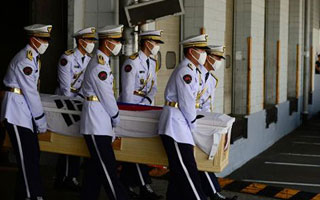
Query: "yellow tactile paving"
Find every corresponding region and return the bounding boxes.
[274,188,300,199]
[311,194,320,200]
[241,183,267,194]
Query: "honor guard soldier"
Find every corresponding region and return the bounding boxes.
[79,25,128,200]
[158,34,209,200]
[54,27,97,191]
[196,46,237,200]
[0,24,52,200]
[119,30,163,200]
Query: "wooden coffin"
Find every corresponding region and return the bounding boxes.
[3,131,230,172]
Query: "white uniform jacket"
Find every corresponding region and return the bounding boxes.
[158,58,199,145]
[56,48,91,97]
[1,45,46,132]
[80,50,119,136]
[119,50,157,105]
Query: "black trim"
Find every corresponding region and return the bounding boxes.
[191,118,196,124]
[112,111,119,119]
[35,113,45,120]
[145,96,152,104]
[77,93,85,99]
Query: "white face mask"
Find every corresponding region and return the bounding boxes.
[33,38,49,54]
[147,41,160,56]
[106,40,122,56]
[191,49,207,65]
[208,56,221,71]
[213,62,222,71]
[81,40,95,54]
[208,56,222,71]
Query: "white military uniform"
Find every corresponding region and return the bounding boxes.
[119,50,157,105]
[55,27,97,188]
[79,25,128,200]
[56,48,91,97]
[1,24,52,200]
[1,44,46,132]
[158,58,199,145]
[119,30,164,200]
[158,34,209,200]
[197,45,231,200]
[80,49,118,136]
[197,65,218,112]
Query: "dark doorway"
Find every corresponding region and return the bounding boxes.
[0,0,31,89]
[0,0,68,93]
[30,0,68,93]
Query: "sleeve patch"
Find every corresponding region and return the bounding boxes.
[60,58,68,66]
[98,71,108,80]
[23,67,33,75]
[183,74,192,84]
[124,65,132,72]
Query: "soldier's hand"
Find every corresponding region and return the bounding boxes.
[38,127,47,134]
[35,116,47,134]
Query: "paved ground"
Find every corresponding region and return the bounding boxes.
[0,164,277,200]
[229,116,320,194]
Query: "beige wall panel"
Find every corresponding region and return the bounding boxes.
[154,16,181,106]
[224,0,233,114]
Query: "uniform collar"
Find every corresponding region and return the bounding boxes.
[200,64,208,74]
[139,50,149,62]
[96,49,110,64]
[74,48,86,60]
[26,44,39,58]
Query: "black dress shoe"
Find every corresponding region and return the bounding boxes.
[211,192,238,200]
[55,176,81,192]
[140,184,163,200]
[53,176,65,190]
[127,186,140,200]
[64,177,81,192]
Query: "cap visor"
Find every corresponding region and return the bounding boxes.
[211,54,225,59]
[113,37,125,42]
[36,36,51,41]
[198,46,210,50]
[154,39,164,44]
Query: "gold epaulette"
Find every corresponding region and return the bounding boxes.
[26,50,33,61]
[98,54,105,65]
[64,49,74,56]
[210,72,219,88]
[129,53,139,60]
[187,63,193,71]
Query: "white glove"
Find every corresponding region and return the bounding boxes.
[35,116,47,134]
